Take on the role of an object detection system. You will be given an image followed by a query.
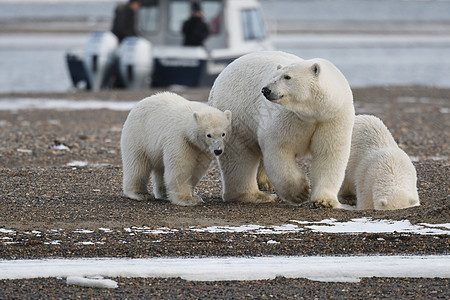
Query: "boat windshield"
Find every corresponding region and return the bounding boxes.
[137,0,223,36]
[137,0,160,34]
[169,0,223,35]
[241,8,266,40]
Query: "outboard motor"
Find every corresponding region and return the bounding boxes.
[118,37,153,89]
[84,31,118,91]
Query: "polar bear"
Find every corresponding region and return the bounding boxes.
[121,92,232,206]
[339,115,420,210]
[208,51,354,207]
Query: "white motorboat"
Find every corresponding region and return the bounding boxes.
[66,0,273,90]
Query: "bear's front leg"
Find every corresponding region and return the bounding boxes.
[218,143,276,204]
[163,153,204,206]
[263,148,310,205]
[257,160,275,192]
[151,169,167,199]
[309,119,353,208]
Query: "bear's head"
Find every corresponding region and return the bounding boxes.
[261,58,353,121]
[193,109,232,156]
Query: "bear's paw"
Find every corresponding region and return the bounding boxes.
[312,198,341,208]
[170,195,204,206]
[124,192,152,201]
[230,192,277,204]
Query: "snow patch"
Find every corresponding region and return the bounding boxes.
[190,224,303,234]
[1,256,449,282]
[66,276,118,289]
[73,229,94,234]
[16,148,32,154]
[298,218,450,235]
[409,156,448,162]
[67,160,89,167]
[66,161,112,168]
[52,144,70,151]
[0,98,136,111]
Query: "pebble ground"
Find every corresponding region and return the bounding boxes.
[0,86,449,298]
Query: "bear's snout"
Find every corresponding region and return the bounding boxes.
[261,87,271,99]
[214,149,223,156]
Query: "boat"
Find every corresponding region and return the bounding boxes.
[66,0,274,90]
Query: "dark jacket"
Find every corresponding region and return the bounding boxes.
[112,4,138,42]
[182,16,210,46]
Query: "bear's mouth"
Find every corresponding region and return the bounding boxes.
[263,93,284,102]
[268,94,284,102]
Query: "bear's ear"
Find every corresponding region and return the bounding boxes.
[193,112,201,123]
[311,63,320,77]
[277,64,283,70]
[224,110,232,121]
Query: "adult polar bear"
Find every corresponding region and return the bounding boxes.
[208,51,354,207]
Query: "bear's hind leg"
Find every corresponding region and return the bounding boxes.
[151,168,167,199]
[122,151,152,201]
[338,178,357,205]
[219,147,276,204]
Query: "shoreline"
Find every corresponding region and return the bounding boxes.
[0,86,448,297]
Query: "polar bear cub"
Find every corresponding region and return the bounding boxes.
[121,92,232,206]
[339,115,420,210]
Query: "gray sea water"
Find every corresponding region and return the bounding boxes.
[1,0,450,92]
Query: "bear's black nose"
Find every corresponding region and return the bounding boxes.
[261,87,271,98]
[214,149,222,156]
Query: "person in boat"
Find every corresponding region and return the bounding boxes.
[111,0,141,43]
[182,2,210,46]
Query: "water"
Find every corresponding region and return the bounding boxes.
[1,0,450,92]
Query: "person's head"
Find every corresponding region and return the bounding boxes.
[129,0,140,11]
[191,2,203,17]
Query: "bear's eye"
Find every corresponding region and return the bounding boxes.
[206,134,212,138]
[222,132,226,137]
[284,75,291,80]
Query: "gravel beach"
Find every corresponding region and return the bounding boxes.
[0,86,449,298]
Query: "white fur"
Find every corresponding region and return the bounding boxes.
[208,51,354,207]
[121,92,232,206]
[339,115,420,210]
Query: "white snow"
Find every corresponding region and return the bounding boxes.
[124,226,179,235]
[298,218,450,235]
[73,229,94,234]
[190,224,303,234]
[66,276,118,289]
[52,144,70,151]
[1,255,449,282]
[1,218,449,248]
[66,160,89,167]
[16,148,32,154]
[409,156,449,162]
[0,98,136,112]
[66,161,112,168]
